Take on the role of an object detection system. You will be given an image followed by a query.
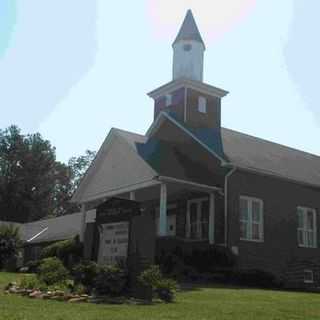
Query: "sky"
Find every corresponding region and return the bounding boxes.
[0,0,320,163]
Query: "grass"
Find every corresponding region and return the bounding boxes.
[1,272,320,320]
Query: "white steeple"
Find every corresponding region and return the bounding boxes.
[172,10,205,82]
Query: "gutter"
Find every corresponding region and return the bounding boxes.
[156,175,222,192]
[223,165,237,247]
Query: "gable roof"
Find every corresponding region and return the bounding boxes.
[118,116,320,188]
[21,210,96,244]
[173,10,205,47]
[221,128,320,187]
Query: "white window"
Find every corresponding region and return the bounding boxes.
[240,196,264,242]
[304,269,314,283]
[186,198,209,240]
[198,96,207,113]
[297,207,317,248]
[165,94,172,107]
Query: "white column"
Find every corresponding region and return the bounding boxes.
[129,191,135,201]
[209,193,215,245]
[80,203,87,243]
[159,183,167,236]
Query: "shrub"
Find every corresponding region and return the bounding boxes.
[93,265,127,296]
[138,265,177,303]
[40,236,83,267]
[24,260,41,273]
[230,269,279,288]
[19,274,44,290]
[72,260,100,289]
[184,246,236,273]
[138,265,162,288]
[154,278,177,303]
[38,257,69,285]
[0,224,21,269]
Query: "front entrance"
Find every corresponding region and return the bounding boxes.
[97,221,129,265]
[187,198,209,240]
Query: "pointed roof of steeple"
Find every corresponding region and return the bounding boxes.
[173,10,205,48]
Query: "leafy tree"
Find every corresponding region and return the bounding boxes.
[0,125,96,222]
[0,224,21,269]
[68,150,96,194]
[0,126,57,221]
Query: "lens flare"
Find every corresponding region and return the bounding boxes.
[146,0,256,43]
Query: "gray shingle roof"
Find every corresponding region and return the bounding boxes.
[19,210,96,244]
[173,10,205,47]
[116,124,320,188]
[221,128,320,187]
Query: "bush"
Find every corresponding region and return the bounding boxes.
[184,246,236,273]
[138,265,177,303]
[72,260,100,289]
[24,260,41,273]
[40,236,83,267]
[93,265,127,296]
[154,278,177,303]
[230,269,279,288]
[0,224,21,269]
[138,265,162,288]
[19,274,44,290]
[38,257,69,285]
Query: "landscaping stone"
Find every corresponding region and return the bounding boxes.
[29,290,42,298]
[68,297,88,303]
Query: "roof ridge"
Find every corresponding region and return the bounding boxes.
[222,127,320,159]
[114,128,146,138]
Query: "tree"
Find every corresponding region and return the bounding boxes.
[68,150,96,194]
[0,125,96,222]
[0,224,21,269]
[0,126,59,221]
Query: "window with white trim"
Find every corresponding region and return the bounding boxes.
[297,207,317,248]
[165,94,172,107]
[304,269,314,283]
[240,196,264,242]
[198,96,207,113]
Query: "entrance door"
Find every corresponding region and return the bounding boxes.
[98,221,129,265]
[187,198,209,240]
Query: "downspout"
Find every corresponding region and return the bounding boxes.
[224,166,236,247]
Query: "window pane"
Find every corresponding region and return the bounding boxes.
[252,223,260,240]
[307,211,314,230]
[240,199,249,220]
[190,203,197,223]
[308,231,314,247]
[297,230,304,246]
[297,209,304,228]
[252,201,261,222]
[198,96,207,113]
[240,221,247,239]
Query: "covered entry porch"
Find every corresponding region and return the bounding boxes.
[82,175,224,266]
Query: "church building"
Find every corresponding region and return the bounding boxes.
[72,10,320,288]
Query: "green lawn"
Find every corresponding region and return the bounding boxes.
[1,272,320,320]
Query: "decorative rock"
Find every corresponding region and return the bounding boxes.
[9,287,18,294]
[50,295,65,302]
[29,290,42,298]
[54,290,65,297]
[68,297,88,303]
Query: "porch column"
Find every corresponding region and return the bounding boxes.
[159,183,167,236]
[80,203,86,243]
[129,191,135,201]
[208,192,215,245]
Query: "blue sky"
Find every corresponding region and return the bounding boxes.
[1,0,320,163]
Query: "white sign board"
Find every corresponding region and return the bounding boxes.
[98,222,129,265]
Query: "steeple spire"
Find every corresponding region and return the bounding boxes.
[173,9,205,48]
[172,10,205,82]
